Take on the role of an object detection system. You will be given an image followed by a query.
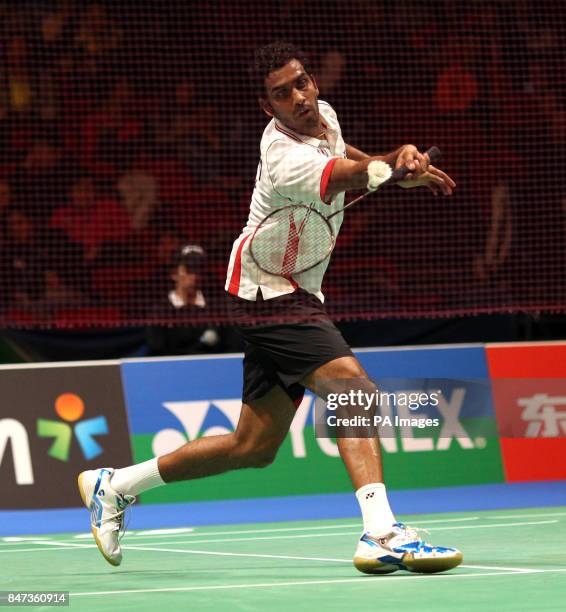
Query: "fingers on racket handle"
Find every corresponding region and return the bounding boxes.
[390,146,442,182]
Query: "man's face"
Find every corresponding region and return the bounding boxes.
[173,265,198,293]
[260,59,320,134]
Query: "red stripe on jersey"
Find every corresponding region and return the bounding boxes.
[293,392,305,409]
[320,157,338,203]
[279,212,300,290]
[227,234,251,296]
[282,211,300,279]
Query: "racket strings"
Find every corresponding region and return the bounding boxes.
[281,210,300,274]
[250,205,334,276]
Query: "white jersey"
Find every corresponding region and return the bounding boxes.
[225,100,346,302]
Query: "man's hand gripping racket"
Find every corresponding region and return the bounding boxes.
[249,146,442,277]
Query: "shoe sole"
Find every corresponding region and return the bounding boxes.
[77,472,121,568]
[353,557,399,575]
[402,550,463,573]
[354,551,463,575]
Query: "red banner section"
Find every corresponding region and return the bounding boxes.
[486,343,566,482]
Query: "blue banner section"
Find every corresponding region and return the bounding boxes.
[121,356,244,434]
[121,345,493,438]
[356,345,489,378]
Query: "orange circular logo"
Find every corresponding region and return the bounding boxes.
[55,393,85,422]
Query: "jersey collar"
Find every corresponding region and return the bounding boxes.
[274,111,333,149]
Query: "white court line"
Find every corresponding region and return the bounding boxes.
[2,537,51,542]
[70,569,566,598]
[460,564,544,573]
[0,545,96,553]
[8,510,561,546]
[33,541,93,548]
[0,534,53,551]
[32,516,480,545]
[427,520,558,531]
[0,538,548,574]
[487,511,566,520]
[0,516,480,548]
[115,519,560,547]
[0,540,557,576]
[124,544,545,574]
[4,519,557,553]
[125,545,350,564]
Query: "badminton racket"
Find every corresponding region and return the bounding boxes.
[249,146,441,277]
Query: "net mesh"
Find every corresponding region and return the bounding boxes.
[1,0,564,328]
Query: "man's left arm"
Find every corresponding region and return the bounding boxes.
[341,143,456,197]
[345,144,370,161]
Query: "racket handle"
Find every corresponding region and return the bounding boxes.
[389,146,441,183]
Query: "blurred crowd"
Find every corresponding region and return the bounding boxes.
[0,0,564,331]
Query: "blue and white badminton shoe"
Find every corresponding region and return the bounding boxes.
[353,522,463,574]
[78,468,135,567]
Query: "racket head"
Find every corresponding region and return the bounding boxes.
[249,204,335,277]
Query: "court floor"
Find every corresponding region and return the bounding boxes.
[1,506,565,611]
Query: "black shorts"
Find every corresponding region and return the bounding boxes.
[227,289,353,404]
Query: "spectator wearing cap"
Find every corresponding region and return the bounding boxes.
[145,244,221,355]
[168,244,207,310]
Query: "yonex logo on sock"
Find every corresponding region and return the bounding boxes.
[37,393,109,462]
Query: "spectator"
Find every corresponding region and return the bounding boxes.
[145,245,222,355]
[117,169,158,231]
[434,37,480,114]
[49,175,131,261]
[11,135,72,221]
[2,209,46,306]
[0,179,11,220]
[79,76,142,177]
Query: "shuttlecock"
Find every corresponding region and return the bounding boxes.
[367,160,392,191]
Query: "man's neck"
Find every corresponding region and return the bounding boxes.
[305,123,325,139]
[286,120,327,140]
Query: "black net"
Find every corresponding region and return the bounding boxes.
[0,0,564,328]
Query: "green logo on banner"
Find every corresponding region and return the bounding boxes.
[37,393,109,462]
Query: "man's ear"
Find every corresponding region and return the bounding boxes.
[258,97,274,118]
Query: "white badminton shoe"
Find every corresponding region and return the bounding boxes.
[77,467,135,567]
[353,522,463,574]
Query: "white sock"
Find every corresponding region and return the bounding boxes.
[110,458,165,496]
[355,482,397,536]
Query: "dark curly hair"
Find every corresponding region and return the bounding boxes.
[250,41,313,98]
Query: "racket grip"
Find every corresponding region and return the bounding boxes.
[390,146,441,182]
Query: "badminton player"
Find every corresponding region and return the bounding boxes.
[79,42,461,574]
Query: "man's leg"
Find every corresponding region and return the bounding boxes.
[301,355,463,574]
[301,355,395,532]
[154,384,297,481]
[302,355,381,488]
[79,384,297,566]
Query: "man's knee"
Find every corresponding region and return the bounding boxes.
[231,434,278,468]
[248,447,277,468]
[314,359,376,398]
[338,361,367,380]
[240,446,278,468]
[308,356,368,387]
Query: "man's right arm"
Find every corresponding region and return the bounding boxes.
[327,150,402,197]
[326,145,455,199]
